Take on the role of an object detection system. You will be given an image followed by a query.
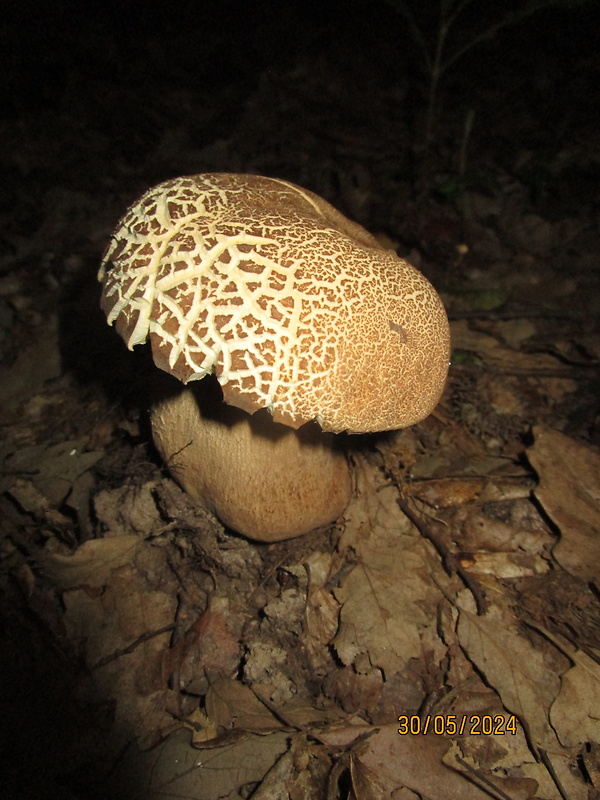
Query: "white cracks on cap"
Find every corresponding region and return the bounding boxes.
[99,173,450,433]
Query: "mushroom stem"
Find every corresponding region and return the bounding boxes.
[150,377,352,542]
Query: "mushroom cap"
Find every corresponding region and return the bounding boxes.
[99,173,450,433]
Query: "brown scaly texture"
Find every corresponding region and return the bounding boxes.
[99,173,450,433]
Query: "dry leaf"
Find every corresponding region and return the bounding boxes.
[163,596,242,696]
[450,319,563,371]
[354,724,492,799]
[528,425,600,586]
[458,550,549,578]
[253,736,332,799]
[102,727,289,799]
[304,550,340,666]
[406,475,533,508]
[550,649,600,747]
[519,753,589,800]
[39,535,141,589]
[456,599,564,752]
[583,743,600,791]
[458,508,553,554]
[252,750,296,798]
[333,457,446,678]
[48,538,182,748]
[442,740,538,800]
[205,676,282,732]
[2,439,103,502]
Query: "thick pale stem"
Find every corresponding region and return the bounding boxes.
[150,378,352,542]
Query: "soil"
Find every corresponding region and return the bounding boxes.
[1,1,600,799]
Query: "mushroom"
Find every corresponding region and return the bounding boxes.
[98,173,450,541]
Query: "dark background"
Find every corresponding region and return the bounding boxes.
[1,2,600,798]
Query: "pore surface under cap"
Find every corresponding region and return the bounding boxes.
[99,173,450,433]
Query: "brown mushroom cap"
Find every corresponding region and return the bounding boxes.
[99,173,450,433]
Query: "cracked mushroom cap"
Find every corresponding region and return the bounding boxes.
[98,173,450,433]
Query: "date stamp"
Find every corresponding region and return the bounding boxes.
[398,714,517,736]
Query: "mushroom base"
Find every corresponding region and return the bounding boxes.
[150,380,352,542]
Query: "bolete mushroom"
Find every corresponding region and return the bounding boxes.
[98,173,450,541]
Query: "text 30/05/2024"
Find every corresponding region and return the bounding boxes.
[398,714,518,736]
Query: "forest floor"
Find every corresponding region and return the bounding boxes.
[1,3,600,799]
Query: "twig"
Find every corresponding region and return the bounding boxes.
[455,755,516,800]
[397,495,489,614]
[538,748,570,800]
[91,624,175,670]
